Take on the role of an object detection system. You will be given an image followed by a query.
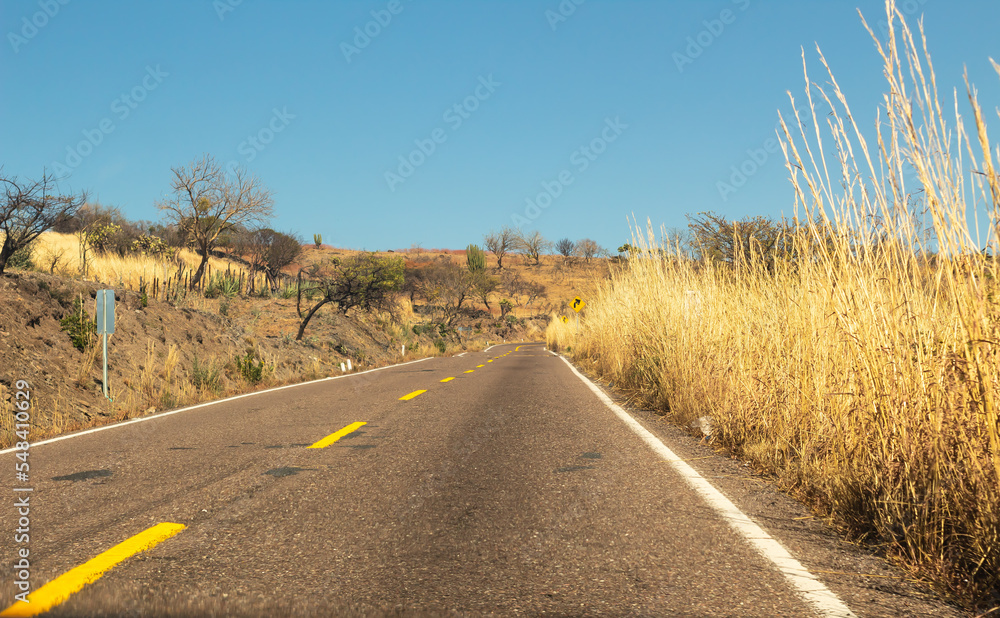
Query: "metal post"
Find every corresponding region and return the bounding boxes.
[102,332,109,399]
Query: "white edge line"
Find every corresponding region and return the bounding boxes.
[0,356,433,455]
[553,352,857,618]
[483,344,498,352]
[456,352,467,357]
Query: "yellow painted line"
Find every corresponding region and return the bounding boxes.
[476,364,485,368]
[440,377,455,383]
[515,346,522,351]
[399,390,427,401]
[464,370,475,374]
[0,522,186,618]
[487,360,493,363]
[308,421,367,448]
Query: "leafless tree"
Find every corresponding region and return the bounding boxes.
[483,226,516,270]
[236,228,302,291]
[157,155,273,287]
[0,171,87,275]
[555,238,575,259]
[417,260,473,324]
[575,238,602,263]
[514,229,551,265]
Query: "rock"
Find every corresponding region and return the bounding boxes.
[690,415,714,439]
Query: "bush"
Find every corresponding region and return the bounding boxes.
[204,272,241,299]
[191,355,222,393]
[130,234,175,258]
[60,297,96,351]
[235,350,265,384]
[8,243,34,270]
[434,338,447,354]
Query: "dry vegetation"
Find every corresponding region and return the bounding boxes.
[551,3,1000,608]
[30,231,254,290]
[0,228,606,450]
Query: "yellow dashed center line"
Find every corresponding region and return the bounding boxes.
[0,523,186,618]
[487,360,493,363]
[464,370,475,374]
[308,421,367,448]
[440,377,455,383]
[399,390,427,401]
[476,364,485,368]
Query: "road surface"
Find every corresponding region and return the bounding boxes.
[1,344,959,616]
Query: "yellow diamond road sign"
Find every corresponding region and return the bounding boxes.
[572,297,585,312]
[560,315,568,323]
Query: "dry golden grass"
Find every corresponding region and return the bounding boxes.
[564,1,1000,606]
[29,232,250,289]
[544,312,576,353]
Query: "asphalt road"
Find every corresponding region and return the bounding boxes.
[1,343,962,616]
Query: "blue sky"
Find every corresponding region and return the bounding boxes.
[2,1,999,252]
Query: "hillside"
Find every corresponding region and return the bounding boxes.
[0,234,613,448]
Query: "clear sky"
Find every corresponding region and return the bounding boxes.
[2,1,999,252]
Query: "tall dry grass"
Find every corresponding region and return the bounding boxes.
[28,232,249,290]
[570,1,1000,606]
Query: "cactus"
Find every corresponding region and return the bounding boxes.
[466,244,486,272]
[313,233,323,248]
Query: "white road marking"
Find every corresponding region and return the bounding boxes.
[0,357,434,455]
[456,352,467,357]
[554,352,856,618]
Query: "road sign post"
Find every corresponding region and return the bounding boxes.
[572,296,585,334]
[95,290,115,400]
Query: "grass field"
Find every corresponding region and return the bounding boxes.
[553,7,1000,607]
[26,231,252,291]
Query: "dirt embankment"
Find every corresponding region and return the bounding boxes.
[0,270,544,448]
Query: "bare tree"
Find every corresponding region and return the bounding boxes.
[417,260,473,324]
[686,211,792,269]
[158,155,273,287]
[483,226,516,270]
[514,229,551,265]
[555,238,575,259]
[236,228,302,291]
[469,269,498,311]
[575,238,602,263]
[0,171,87,275]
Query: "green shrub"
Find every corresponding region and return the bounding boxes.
[235,350,265,384]
[204,272,241,299]
[434,338,447,354]
[60,297,96,351]
[8,243,34,270]
[191,355,222,393]
[130,234,174,258]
